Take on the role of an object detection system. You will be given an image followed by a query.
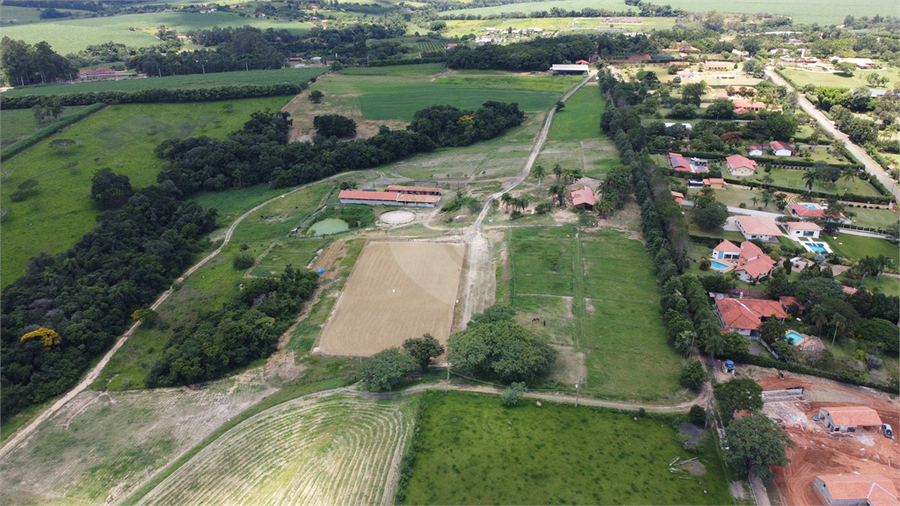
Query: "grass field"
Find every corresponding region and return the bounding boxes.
[820,234,900,265]
[401,392,733,505]
[548,85,604,142]
[443,16,676,37]
[509,227,683,401]
[844,206,899,231]
[3,67,326,97]
[781,67,900,91]
[338,63,447,76]
[1,11,313,54]
[444,0,891,25]
[0,97,291,288]
[133,392,413,506]
[0,106,93,143]
[752,169,883,198]
[0,5,91,23]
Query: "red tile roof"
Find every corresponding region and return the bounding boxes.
[788,204,847,220]
[736,216,783,237]
[732,98,766,110]
[704,61,731,70]
[733,107,750,114]
[703,178,726,185]
[770,141,795,153]
[716,298,787,331]
[821,406,883,427]
[338,190,439,204]
[714,240,741,253]
[783,221,822,231]
[671,191,684,205]
[726,154,757,171]
[737,256,776,279]
[79,67,117,76]
[386,185,442,194]
[779,296,803,312]
[818,475,900,506]
[571,186,595,207]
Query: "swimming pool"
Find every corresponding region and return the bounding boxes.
[804,204,818,209]
[711,260,730,270]
[785,330,805,345]
[802,241,832,254]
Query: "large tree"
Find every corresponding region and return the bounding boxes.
[726,414,793,479]
[714,378,763,421]
[90,168,133,210]
[361,347,415,392]
[402,333,444,372]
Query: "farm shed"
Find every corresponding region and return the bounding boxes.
[570,186,595,210]
[818,406,883,433]
[814,474,899,506]
[704,61,732,70]
[385,185,442,196]
[550,64,589,75]
[338,190,440,208]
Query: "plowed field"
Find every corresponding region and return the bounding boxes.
[317,241,465,356]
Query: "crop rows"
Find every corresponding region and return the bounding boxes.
[415,41,445,53]
[135,392,412,506]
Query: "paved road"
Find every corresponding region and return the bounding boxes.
[765,68,900,202]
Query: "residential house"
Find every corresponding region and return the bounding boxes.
[669,153,709,173]
[747,144,766,156]
[702,178,727,189]
[782,221,822,238]
[710,240,778,282]
[733,107,751,115]
[788,203,851,225]
[704,61,732,70]
[731,98,766,112]
[770,141,796,156]
[671,191,684,206]
[714,297,787,336]
[818,406,883,433]
[570,186,595,210]
[814,475,899,506]
[725,154,758,177]
[735,216,784,242]
[778,296,803,314]
[711,240,741,260]
[676,68,696,79]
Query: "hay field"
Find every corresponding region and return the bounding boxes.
[134,392,413,506]
[317,241,465,356]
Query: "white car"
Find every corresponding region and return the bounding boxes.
[884,424,894,440]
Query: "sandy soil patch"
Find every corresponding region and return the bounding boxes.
[282,91,407,142]
[380,210,416,225]
[316,241,465,356]
[549,346,586,385]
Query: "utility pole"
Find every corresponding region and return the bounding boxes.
[446,365,450,392]
[575,376,582,407]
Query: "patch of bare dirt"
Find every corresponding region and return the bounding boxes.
[551,207,578,224]
[550,346,586,385]
[584,298,596,315]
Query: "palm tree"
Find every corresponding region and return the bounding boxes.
[750,196,760,209]
[830,313,846,350]
[874,254,891,282]
[810,306,829,334]
[843,170,857,191]
[760,188,775,209]
[553,164,563,183]
[500,192,512,212]
[858,256,879,284]
[596,198,614,218]
[703,329,727,362]
[801,170,817,194]
[532,165,546,193]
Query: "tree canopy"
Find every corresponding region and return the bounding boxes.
[402,333,444,372]
[361,347,415,392]
[726,414,793,479]
[714,378,763,421]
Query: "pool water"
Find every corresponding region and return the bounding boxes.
[807,242,829,253]
[710,260,730,270]
[785,331,805,345]
[804,204,818,209]
[308,218,349,236]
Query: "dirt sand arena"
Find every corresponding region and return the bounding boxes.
[379,210,416,225]
[317,241,465,356]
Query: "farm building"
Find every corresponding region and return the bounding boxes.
[551,64,589,75]
[703,178,727,189]
[714,297,786,336]
[725,154,758,177]
[782,221,822,238]
[338,190,440,207]
[814,474,899,506]
[80,68,118,80]
[735,216,783,242]
[385,185,442,196]
[704,61,732,70]
[818,406,883,433]
[570,186,595,210]
[770,141,796,156]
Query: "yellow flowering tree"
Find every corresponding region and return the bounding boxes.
[20,327,61,349]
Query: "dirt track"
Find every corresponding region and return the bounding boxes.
[753,373,900,505]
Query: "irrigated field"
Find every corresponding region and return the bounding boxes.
[134,392,413,506]
[2,68,327,98]
[317,241,465,356]
[1,11,313,54]
[400,392,733,505]
[0,97,291,287]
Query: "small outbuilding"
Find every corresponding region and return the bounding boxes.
[782,221,822,238]
[814,474,899,506]
[818,406,883,434]
[551,64,589,75]
[570,186,595,210]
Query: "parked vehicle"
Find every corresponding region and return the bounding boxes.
[884,424,894,439]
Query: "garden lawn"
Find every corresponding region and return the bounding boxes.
[580,230,682,400]
[821,234,900,265]
[3,68,326,98]
[0,97,291,288]
[548,85,604,141]
[752,169,882,198]
[846,206,899,231]
[401,392,733,505]
[782,67,900,91]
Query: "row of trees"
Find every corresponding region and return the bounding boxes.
[446,34,597,71]
[0,37,75,86]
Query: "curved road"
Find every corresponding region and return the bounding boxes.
[765,68,900,202]
[0,75,598,459]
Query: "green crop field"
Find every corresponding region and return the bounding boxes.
[1,11,313,54]
[548,85,604,142]
[443,16,676,37]
[781,68,900,90]
[338,63,447,76]
[0,6,91,23]
[0,106,94,143]
[401,392,732,505]
[509,227,683,401]
[3,68,326,97]
[445,0,890,25]
[314,72,581,121]
[134,392,413,506]
[0,97,291,288]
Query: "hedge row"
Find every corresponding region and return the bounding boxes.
[719,177,893,204]
[0,82,309,110]
[732,352,899,394]
[0,102,106,161]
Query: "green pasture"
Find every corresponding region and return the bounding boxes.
[444,0,890,25]
[313,72,580,120]
[3,68,326,97]
[548,85,604,142]
[250,238,331,276]
[1,11,313,54]
[843,206,899,231]
[821,234,900,265]
[0,97,291,288]
[581,229,682,399]
[0,6,91,23]
[538,138,621,180]
[0,106,93,143]
[401,392,732,505]
[510,226,575,297]
[752,169,882,198]
[338,63,447,76]
[782,67,900,90]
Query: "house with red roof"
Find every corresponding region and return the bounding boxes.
[704,61,732,70]
[668,153,708,173]
[782,221,822,238]
[570,186,595,210]
[770,141,795,156]
[818,406,883,433]
[815,474,899,506]
[747,144,766,156]
[671,191,684,206]
[779,296,803,314]
[725,154,758,177]
[79,67,118,80]
[735,216,783,242]
[731,97,766,112]
[710,240,777,282]
[714,297,787,336]
[788,203,851,224]
[733,107,750,115]
[712,240,741,261]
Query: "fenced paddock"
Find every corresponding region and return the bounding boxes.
[317,241,465,356]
